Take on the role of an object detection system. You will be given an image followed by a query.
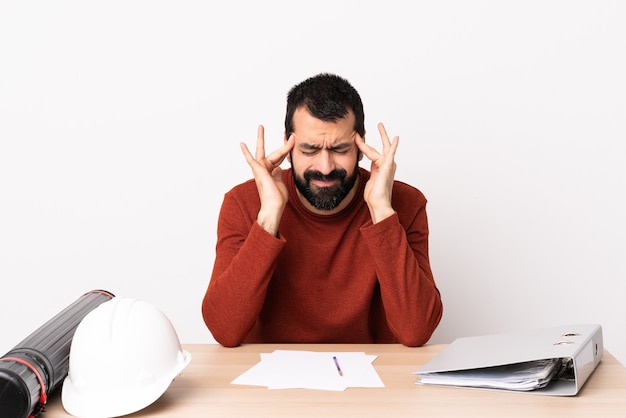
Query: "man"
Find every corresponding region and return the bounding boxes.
[202,73,442,347]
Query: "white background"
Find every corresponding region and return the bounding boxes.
[1,1,625,365]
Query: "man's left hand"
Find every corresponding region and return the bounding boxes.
[355,122,399,224]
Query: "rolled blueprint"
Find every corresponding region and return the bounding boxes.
[0,289,114,418]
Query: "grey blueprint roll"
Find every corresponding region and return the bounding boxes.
[0,289,114,418]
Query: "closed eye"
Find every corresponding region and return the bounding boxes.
[328,144,353,154]
[298,142,354,155]
[299,147,321,156]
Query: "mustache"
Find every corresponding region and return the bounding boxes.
[303,169,347,182]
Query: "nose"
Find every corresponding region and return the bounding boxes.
[314,149,335,175]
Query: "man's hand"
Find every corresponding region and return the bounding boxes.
[240,125,295,235]
[355,122,399,224]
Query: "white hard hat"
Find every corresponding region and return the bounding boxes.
[61,297,191,418]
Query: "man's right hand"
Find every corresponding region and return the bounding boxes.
[240,125,295,236]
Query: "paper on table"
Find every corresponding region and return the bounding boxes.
[232,350,384,391]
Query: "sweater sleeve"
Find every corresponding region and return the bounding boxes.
[360,201,443,347]
[202,191,286,347]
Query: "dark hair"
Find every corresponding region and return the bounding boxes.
[284,73,365,137]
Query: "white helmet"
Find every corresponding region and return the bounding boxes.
[61,297,191,418]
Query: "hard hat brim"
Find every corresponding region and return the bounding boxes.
[61,349,191,418]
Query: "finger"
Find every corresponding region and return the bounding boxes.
[356,133,381,162]
[377,122,392,149]
[255,125,266,160]
[240,142,256,166]
[266,135,295,167]
[388,135,400,158]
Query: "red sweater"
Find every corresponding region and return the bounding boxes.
[202,168,442,347]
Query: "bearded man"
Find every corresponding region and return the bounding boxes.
[202,73,442,347]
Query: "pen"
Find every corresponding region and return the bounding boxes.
[333,356,343,376]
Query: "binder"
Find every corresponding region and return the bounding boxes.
[415,324,603,396]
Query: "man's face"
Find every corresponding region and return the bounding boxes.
[288,107,361,214]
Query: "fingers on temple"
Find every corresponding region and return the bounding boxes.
[356,133,380,161]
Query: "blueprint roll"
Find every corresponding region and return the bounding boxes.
[0,289,114,418]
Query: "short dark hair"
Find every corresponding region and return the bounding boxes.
[284,73,365,138]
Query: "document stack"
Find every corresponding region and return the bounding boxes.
[414,324,603,396]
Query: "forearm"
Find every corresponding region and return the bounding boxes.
[361,214,443,346]
[256,206,283,236]
[368,204,396,225]
[202,222,285,346]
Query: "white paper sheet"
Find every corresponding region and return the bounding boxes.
[232,350,384,391]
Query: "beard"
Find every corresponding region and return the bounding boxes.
[292,161,360,211]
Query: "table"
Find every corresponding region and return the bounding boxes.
[42,344,626,417]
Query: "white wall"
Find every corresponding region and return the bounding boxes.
[1,1,625,365]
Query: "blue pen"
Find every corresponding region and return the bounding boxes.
[333,356,343,376]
